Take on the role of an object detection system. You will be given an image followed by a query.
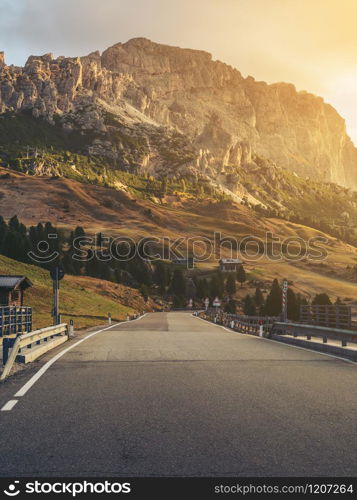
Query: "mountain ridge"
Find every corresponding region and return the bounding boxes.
[0,37,357,189]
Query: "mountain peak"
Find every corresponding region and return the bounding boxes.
[0,38,356,188]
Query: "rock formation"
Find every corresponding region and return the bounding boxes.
[0,37,356,189]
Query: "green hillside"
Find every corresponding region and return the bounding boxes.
[0,255,137,330]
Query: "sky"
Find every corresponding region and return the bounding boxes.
[0,0,357,143]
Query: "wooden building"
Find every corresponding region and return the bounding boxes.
[0,275,33,307]
[219,258,243,273]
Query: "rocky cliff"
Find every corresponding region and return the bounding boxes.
[1,37,357,189]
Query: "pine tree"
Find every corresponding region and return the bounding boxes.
[312,293,332,305]
[236,265,246,287]
[139,284,150,302]
[74,226,86,239]
[86,253,100,278]
[196,278,208,299]
[154,262,168,294]
[172,294,186,308]
[100,262,112,282]
[254,287,264,307]
[96,232,104,247]
[209,275,219,299]
[129,258,152,286]
[226,273,236,296]
[171,269,186,297]
[264,279,282,316]
[8,215,20,233]
[2,231,19,260]
[217,272,225,297]
[287,288,299,321]
[0,216,7,247]
[243,295,256,316]
[224,299,237,314]
[210,273,224,299]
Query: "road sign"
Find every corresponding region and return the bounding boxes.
[50,266,65,282]
[213,297,221,308]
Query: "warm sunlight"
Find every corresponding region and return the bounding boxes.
[0,1,356,492]
[1,0,357,143]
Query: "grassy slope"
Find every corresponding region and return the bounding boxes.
[0,255,153,330]
[0,168,356,303]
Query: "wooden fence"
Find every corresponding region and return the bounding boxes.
[0,306,32,337]
[299,305,356,330]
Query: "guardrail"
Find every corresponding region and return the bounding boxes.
[0,306,32,337]
[201,310,278,336]
[198,310,357,361]
[1,323,68,381]
[269,322,357,347]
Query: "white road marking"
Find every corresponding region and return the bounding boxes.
[193,315,357,365]
[1,399,18,411]
[14,314,147,399]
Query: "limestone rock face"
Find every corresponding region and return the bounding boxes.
[0,38,356,188]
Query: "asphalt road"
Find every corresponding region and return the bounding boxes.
[0,312,356,477]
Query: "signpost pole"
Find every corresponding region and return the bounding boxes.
[51,266,65,326]
[53,277,59,326]
[56,268,60,325]
[282,279,288,323]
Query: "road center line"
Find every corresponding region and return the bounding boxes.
[1,399,18,411]
[13,314,147,399]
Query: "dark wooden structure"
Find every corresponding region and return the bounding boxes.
[219,258,243,272]
[0,275,33,307]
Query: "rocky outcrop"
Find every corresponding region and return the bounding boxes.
[0,37,356,189]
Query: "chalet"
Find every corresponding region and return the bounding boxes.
[0,275,33,307]
[219,258,243,273]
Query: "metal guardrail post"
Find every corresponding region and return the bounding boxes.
[1,335,22,380]
[2,337,13,365]
[69,319,75,338]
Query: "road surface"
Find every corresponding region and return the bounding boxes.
[0,312,356,477]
